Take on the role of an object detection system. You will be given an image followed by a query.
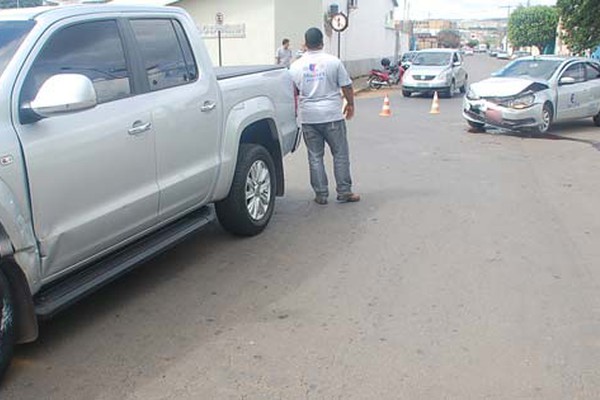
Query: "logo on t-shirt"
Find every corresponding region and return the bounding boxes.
[304,63,326,83]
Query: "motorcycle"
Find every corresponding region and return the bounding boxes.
[368,58,405,90]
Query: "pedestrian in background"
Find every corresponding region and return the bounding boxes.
[275,38,293,68]
[289,27,360,205]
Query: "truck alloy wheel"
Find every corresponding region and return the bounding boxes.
[216,144,276,236]
[245,160,271,221]
[0,270,15,382]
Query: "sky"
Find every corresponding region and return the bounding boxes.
[407,0,557,20]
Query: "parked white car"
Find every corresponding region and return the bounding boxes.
[463,56,600,133]
[402,49,469,98]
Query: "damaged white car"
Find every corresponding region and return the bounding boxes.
[463,56,600,133]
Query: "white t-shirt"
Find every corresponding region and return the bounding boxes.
[276,46,293,67]
[289,50,352,124]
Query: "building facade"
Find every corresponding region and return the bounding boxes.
[154,0,406,77]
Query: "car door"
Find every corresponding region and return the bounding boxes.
[13,19,159,278]
[556,62,589,121]
[584,62,600,117]
[127,18,220,220]
[452,52,466,88]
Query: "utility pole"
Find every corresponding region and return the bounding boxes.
[500,5,512,51]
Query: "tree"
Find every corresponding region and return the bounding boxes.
[437,30,461,49]
[508,5,559,54]
[467,39,480,48]
[556,0,600,54]
[0,0,42,8]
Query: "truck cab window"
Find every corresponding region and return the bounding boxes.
[21,20,131,106]
[130,19,198,91]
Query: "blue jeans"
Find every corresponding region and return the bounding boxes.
[302,120,353,198]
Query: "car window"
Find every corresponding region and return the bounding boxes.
[130,19,198,92]
[585,63,600,80]
[0,21,35,79]
[562,63,585,83]
[494,59,562,80]
[413,52,452,67]
[22,20,131,105]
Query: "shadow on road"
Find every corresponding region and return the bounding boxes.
[468,120,600,152]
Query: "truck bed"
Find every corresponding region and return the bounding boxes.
[215,65,285,80]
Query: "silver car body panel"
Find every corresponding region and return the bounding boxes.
[0,5,297,292]
[463,57,600,130]
[403,49,468,92]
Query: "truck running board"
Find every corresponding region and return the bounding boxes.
[34,206,215,319]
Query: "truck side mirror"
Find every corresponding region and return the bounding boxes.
[27,74,97,119]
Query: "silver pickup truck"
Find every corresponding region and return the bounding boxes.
[0,4,299,378]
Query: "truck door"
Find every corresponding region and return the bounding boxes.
[557,63,589,121]
[13,20,159,278]
[127,18,221,219]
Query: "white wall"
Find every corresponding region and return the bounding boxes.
[176,0,276,66]
[274,1,323,58]
[322,0,403,76]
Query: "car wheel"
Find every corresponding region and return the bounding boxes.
[594,111,600,127]
[216,144,276,236]
[0,270,15,382]
[442,80,455,98]
[467,120,485,131]
[534,103,553,134]
[459,80,468,94]
[402,90,411,97]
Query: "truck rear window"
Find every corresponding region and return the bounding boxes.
[0,21,35,78]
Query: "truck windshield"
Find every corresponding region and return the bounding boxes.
[0,21,35,78]
[494,59,562,81]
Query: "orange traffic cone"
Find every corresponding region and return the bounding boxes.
[429,91,440,114]
[379,95,392,117]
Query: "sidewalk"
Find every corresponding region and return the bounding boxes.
[353,75,370,95]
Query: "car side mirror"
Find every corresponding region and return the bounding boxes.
[28,74,97,119]
[453,61,462,67]
[559,76,576,86]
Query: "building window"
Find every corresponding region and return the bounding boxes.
[348,0,358,10]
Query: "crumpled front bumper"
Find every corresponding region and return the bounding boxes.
[462,97,543,130]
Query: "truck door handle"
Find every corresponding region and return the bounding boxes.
[128,121,152,136]
[201,101,217,112]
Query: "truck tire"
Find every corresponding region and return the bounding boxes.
[0,270,15,382]
[216,144,276,236]
[594,111,600,127]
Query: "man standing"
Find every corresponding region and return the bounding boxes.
[289,27,360,205]
[275,38,293,68]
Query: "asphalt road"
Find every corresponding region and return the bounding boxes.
[3,55,600,399]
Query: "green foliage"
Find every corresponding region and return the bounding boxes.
[437,29,461,49]
[467,39,480,48]
[557,0,600,54]
[0,0,43,8]
[508,5,559,53]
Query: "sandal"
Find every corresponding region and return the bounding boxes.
[336,193,361,203]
